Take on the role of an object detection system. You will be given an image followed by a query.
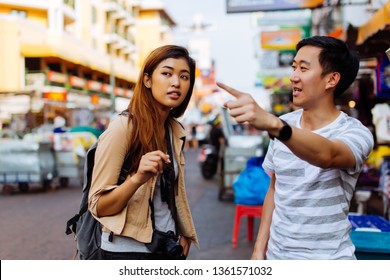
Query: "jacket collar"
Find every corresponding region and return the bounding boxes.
[168,118,186,152]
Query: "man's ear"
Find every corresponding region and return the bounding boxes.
[325,72,340,90]
[143,73,151,88]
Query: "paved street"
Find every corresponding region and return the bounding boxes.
[0,148,258,260]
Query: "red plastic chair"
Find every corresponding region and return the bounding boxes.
[232,204,263,248]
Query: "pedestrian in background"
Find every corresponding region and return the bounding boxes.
[218,36,374,259]
[208,115,226,171]
[89,45,198,260]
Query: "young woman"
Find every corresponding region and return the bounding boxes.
[89,45,198,260]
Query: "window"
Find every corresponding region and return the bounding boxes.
[92,6,97,24]
[10,9,27,18]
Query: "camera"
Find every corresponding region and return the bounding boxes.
[146,230,183,258]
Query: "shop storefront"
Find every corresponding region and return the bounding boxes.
[0,68,133,137]
[346,2,390,220]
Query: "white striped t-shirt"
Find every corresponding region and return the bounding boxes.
[263,109,374,260]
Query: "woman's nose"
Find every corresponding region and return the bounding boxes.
[171,75,179,87]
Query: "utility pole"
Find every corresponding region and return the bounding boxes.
[109,11,116,114]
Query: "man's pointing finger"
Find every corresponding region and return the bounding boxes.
[216,82,243,98]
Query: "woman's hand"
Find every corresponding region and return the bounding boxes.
[179,235,191,257]
[131,150,171,186]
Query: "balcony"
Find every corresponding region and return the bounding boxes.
[16,19,138,83]
[103,1,127,20]
[62,0,77,25]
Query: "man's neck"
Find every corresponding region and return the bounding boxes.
[300,106,340,131]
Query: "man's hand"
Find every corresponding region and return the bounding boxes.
[217,82,279,132]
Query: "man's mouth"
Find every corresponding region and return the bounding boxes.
[292,87,302,93]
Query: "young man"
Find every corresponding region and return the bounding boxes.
[218,36,374,260]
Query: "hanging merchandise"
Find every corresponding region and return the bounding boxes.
[379,156,390,219]
[376,53,390,97]
[371,103,390,144]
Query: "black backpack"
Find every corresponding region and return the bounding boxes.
[65,142,131,259]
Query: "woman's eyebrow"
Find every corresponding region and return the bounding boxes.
[162,65,174,70]
[161,65,190,73]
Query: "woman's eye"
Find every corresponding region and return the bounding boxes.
[162,72,171,76]
[181,75,189,80]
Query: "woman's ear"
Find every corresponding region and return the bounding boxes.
[325,72,340,90]
[143,73,151,88]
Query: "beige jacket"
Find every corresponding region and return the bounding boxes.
[88,115,199,248]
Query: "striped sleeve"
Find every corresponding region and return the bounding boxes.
[334,118,374,174]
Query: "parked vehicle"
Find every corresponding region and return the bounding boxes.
[0,139,55,193]
[0,128,97,193]
[53,131,96,187]
[218,107,265,201]
[198,144,218,179]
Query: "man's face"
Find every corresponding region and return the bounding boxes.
[290,46,331,109]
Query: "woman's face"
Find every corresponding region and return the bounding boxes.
[144,57,191,112]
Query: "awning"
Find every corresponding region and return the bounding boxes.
[326,26,344,39]
[357,1,390,45]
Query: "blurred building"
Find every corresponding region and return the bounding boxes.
[137,0,175,63]
[0,0,175,132]
[247,0,389,116]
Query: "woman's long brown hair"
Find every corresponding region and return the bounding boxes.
[126,45,196,174]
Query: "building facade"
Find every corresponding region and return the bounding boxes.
[0,0,175,133]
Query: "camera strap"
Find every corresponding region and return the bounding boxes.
[148,123,179,236]
[162,123,176,211]
[148,199,179,237]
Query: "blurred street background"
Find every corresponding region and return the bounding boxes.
[1,0,390,260]
[0,148,258,260]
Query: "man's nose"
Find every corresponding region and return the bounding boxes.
[290,72,299,82]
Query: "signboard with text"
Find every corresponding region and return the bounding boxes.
[43,91,67,102]
[226,0,324,13]
[261,29,302,50]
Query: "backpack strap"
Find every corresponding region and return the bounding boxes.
[65,142,97,236]
[65,120,131,236]
[117,109,133,184]
[65,213,81,235]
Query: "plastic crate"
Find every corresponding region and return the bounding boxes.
[348,215,390,259]
[348,214,390,232]
[350,231,390,260]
